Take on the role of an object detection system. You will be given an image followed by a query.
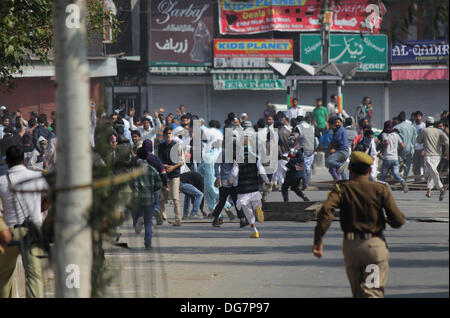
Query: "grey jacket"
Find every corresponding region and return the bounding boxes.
[214,151,234,187]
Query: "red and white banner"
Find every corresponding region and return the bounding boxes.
[218,0,387,35]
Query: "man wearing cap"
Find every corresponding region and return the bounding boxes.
[313,151,406,298]
[417,117,449,201]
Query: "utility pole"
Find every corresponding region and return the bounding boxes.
[53,0,93,297]
[320,0,332,105]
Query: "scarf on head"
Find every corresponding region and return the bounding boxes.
[383,120,394,134]
[378,120,400,141]
[143,139,153,160]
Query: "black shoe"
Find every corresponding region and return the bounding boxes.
[145,244,152,250]
[218,217,224,225]
[439,186,447,201]
[239,218,249,228]
[302,195,310,202]
[212,217,221,227]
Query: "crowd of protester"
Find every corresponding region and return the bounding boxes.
[0,100,448,250]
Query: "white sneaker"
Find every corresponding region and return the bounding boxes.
[190,214,203,219]
[338,161,348,174]
[135,216,144,234]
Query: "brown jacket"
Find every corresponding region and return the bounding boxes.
[314,176,406,245]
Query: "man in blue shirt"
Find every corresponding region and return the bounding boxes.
[325,117,349,180]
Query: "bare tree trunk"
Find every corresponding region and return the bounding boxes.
[53,0,93,297]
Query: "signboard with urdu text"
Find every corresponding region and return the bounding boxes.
[150,0,214,66]
[300,34,388,72]
[218,0,387,35]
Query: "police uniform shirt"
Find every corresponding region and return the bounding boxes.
[314,176,406,246]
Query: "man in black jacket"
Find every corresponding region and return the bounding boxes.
[157,127,184,226]
[231,143,271,238]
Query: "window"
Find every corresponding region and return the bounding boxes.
[390,4,448,41]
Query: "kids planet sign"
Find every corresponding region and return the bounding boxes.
[214,39,293,68]
[218,0,386,35]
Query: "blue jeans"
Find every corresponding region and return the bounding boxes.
[180,182,203,216]
[154,190,160,212]
[325,150,349,169]
[303,152,315,184]
[326,150,349,180]
[380,160,404,183]
[399,151,414,178]
[133,204,155,247]
[0,156,8,176]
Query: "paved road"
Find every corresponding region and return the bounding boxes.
[104,220,448,298]
[102,167,449,298]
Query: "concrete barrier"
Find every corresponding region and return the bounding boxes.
[262,201,321,222]
[314,151,325,168]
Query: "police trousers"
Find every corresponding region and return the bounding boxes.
[0,227,43,298]
[342,237,389,298]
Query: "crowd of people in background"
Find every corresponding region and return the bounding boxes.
[0,106,56,176]
[0,99,448,250]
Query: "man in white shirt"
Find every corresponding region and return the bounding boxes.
[378,120,408,193]
[417,117,449,201]
[412,111,426,181]
[294,116,317,185]
[0,116,10,140]
[0,145,49,298]
[285,98,304,122]
[129,108,161,144]
[327,95,339,118]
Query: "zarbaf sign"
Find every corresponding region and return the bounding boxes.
[150,0,214,66]
[218,0,387,35]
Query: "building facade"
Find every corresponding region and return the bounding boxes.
[108,0,449,129]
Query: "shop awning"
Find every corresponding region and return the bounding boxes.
[149,66,208,74]
[13,57,118,78]
[391,65,449,81]
[211,69,285,90]
[268,62,360,80]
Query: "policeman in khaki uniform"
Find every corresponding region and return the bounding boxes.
[313,151,406,298]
